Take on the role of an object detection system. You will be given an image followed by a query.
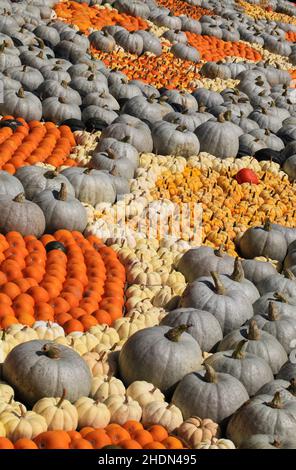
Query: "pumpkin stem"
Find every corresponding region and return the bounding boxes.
[283,269,295,280]
[13,193,25,203]
[273,292,288,303]
[248,319,260,340]
[204,363,218,384]
[230,257,244,282]
[164,325,189,342]
[17,88,25,99]
[1,330,5,340]
[150,386,157,394]
[287,378,296,396]
[88,74,95,81]
[266,392,283,409]
[217,113,225,123]
[57,389,66,408]
[214,245,224,257]
[268,302,279,321]
[19,404,26,418]
[210,271,225,295]
[61,80,68,88]
[83,168,91,174]
[41,343,61,359]
[44,170,59,179]
[263,218,271,231]
[271,438,281,448]
[231,339,248,359]
[57,183,67,201]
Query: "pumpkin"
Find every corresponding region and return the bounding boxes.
[90,376,126,402]
[74,397,111,429]
[33,184,88,233]
[217,320,288,375]
[239,434,296,449]
[196,437,236,449]
[118,325,203,395]
[32,390,78,431]
[0,88,42,121]
[195,112,242,159]
[172,364,249,423]
[0,405,47,443]
[126,381,164,407]
[205,340,274,396]
[0,193,45,237]
[104,395,142,425]
[141,401,183,433]
[227,392,296,447]
[176,416,220,449]
[61,167,116,206]
[160,308,223,352]
[0,171,24,197]
[177,246,234,282]
[235,168,259,185]
[3,341,92,406]
[253,302,296,354]
[238,218,288,262]
[180,272,253,335]
[257,379,296,402]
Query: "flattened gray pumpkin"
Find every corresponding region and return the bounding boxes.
[227,392,296,447]
[217,320,287,374]
[180,272,253,335]
[119,325,203,396]
[0,193,45,237]
[172,364,249,423]
[3,340,92,406]
[205,340,274,396]
[238,218,288,262]
[33,184,88,233]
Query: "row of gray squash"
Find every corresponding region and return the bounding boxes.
[117,219,296,447]
[0,161,133,236]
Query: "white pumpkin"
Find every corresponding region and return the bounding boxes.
[75,397,110,429]
[142,401,183,433]
[0,406,47,442]
[126,381,165,407]
[90,376,126,402]
[32,391,78,431]
[104,395,142,425]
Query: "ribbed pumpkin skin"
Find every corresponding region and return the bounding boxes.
[3,340,92,407]
[0,194,45,237]
[118,325,203,396]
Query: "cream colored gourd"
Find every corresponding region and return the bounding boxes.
[127,264,162,285]
[152,286,173,307]
[125,309,160,327]
[141,401,183,433]
[74,397,110,429]
[8,326,38,343]
[33,321,65,340]
[0,405,47,442]
[82,351,117,377]
[0,398,26,415]
[126,381,165,407]
[0,382,14,403]
[177,417,221,448]
[125,285,154,300]
[69,333,99,352]
[104,395,142,425]
[196,438,236,449]
[113,316,146,340]
[32,390,78,431]
[90,376,126,402]
[88,325,119,348]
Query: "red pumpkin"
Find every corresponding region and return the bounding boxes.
[235,169,259,185]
